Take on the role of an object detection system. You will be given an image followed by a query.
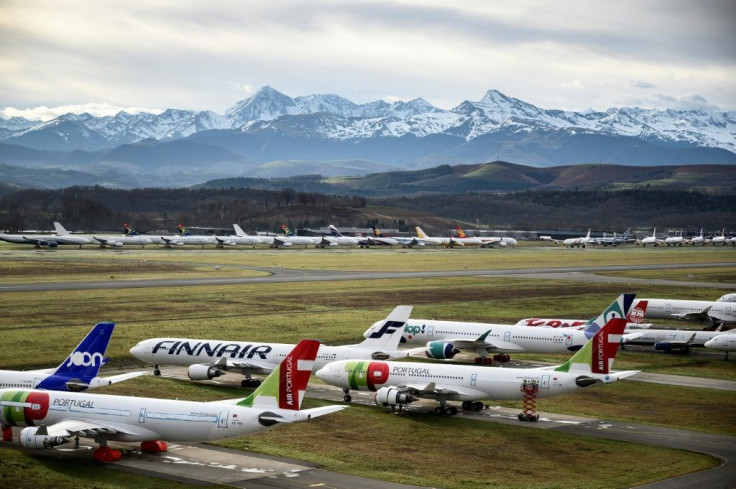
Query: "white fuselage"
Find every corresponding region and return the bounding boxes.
[0,370,51,389]
[0,388,291,442]
[704,335,736,352]
[367,319,588,353]
[637,298,736,324]
[623,329,734,346]
[130,338,407,373]
[316,360,608,402]
[514,319,650,330]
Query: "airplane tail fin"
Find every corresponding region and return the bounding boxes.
[627,300,647,324]
[53,222,70,236]
[585,228,591,239]
[456,227,468,238]
[583,293,635,338]
[233,224,248,237]
[281,225,294,237]
[373,226,381,237]
[123,223,138,236]
[329,225,343,237]
[177,224,190,236]
[415,226,428,238]
[555,318,627,375]
[53,322,115,378]
[237,339,320,411]
[356,306,413,350]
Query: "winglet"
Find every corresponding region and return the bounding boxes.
[238,339,320,410]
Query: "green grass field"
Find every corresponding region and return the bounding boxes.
[0,245,734,487]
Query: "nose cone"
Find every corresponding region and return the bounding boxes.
[129,342,145,358]
[315,366,328,382]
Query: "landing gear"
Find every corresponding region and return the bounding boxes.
[153,364,161,376]
[434,405,458,416]
[2,424,12,442]
[461,401,485,412]
[93,440,122,463]
[493,354,511,363]
[474,357,493,365]
[241,378,261,388]
[343,389,352,403]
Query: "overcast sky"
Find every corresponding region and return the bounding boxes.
[1,0,734,121]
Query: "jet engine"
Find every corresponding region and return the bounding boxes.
[498,240,507,248]
[374,387,415,407]
[425,341,459,359]
[187,364,223,380]
[18,427,67,449]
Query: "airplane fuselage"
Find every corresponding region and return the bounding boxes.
[316,360,608,402]
[637,298,736,324]
[130,338,406,374]
[0,388,287,442]
[375,319,589,353]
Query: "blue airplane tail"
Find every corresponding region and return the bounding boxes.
[50,322,115,379]
[583,294,635,339]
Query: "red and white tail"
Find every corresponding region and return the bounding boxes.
[277,339,319,410]
[628,300,648,324]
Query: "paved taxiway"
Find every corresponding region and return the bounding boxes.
[1,261,734,293]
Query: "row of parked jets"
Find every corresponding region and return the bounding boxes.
[0,222,518,249]
[1,293,733,462]
[561,227,735,248]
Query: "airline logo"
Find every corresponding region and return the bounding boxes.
[346,361,390,391]
[66,351,106,367]
[523,319,587,328]
[403,324,426,338]
[367,320,404,339]
[0,390,50,426]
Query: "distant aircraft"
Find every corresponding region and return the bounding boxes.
[456,227,517,248]
[590,227,631,247]
[0,223,92,248]
[562,229,591,248]
[130,306,413,387]
[1,340,345,463]
[515,299,650,330]
[317,317,636,416]
[639,227,664,247]
[321,225,360,248]
[633,294,736,327]
[621,328,735,353]
[664,230,685,247]
[690,228,706,246]
[359,227,399,247]
[53,222,153,248]
[228,224,264,246]
[704,334,736,359]
[412,226,457,247]
[264,225,319,248]
[710,227,728,245]
[363,294,634,364]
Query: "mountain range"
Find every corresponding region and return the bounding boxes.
[1,86,735,188]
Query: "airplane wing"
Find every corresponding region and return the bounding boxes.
[101,371,150,384]
[397,381,485,400]
[672,306,713,322]
[434,331,525,353]
[36,418,158,440]
[212,357,277,373]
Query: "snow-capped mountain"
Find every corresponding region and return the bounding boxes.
[1,86,734,171]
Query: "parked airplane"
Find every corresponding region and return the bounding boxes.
[664,230,685,247]
[0,224,93,248]
[704,334,736,359]
[54,222,153,248]
[359,226,400,247]
[130,306,413,387]
[0,322,145,393]
[711,227,728,245]
[515,299,650,330]
[456,227,517,248]
[1,340,345,463]
[321,225,360,248]
[621,328,735,353]
[413,226,458,247]
[229,224,264,246]
[639,228,664,247]
[317,317,635,415]
[363,294,634,364]
[590,227,631,246]
[635,294,736,326]
[263,225,319,248]
[562,229,591,248]
[689,228,705,245]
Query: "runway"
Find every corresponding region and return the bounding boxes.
[1,261,734,293]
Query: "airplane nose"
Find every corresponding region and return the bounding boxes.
[315,366,328,381]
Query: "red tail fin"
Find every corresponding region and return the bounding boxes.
[279,339,320,410]
[591,318,626,374]
[628,301,648,324]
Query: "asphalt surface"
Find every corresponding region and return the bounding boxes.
[1,261,735,293]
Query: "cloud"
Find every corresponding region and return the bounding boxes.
[1,103,162,122]
[631,81,657,90]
